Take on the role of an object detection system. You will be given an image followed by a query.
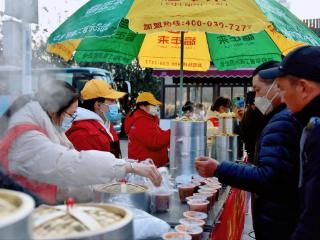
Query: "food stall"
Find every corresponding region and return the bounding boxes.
[152,115,247,240]
[0,116,247,240]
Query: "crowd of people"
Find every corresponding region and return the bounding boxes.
[0,79,163,204]
[1,46,320,239]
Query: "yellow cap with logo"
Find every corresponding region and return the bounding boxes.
[81,79,126,100]
[136,92,162,106]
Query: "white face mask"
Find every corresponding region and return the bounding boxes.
[255,81,278,115]
[149,105,159,116]
[60,115,74,132]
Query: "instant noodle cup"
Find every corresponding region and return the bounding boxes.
[191,182,201,193]
[198,187,216,194]
[183,211,208,221]
[205,177,219,184]
[152,191,172,212]
[206,183,219,189]
[207,177,219,181]
[199,185,220,194]
[191,179,201,185]
[191,178,206,187]
[199,185,219,191]
[185,195,207,202]
[179,218,205,228]
[175,224,203,240]
[198,187,219,202]
[178,185,195,203]
[162,232,192,240]
[187,199,209,213]
[203,184,222,201]
[194,192,215,208]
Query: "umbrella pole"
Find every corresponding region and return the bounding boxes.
[178,31,185,117]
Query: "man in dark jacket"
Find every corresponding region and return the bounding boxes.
[260,46,320,240]
[195,62,302,240]
[238,62,279,164]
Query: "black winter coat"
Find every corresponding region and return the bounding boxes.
[291,95,320,240]
[215,105,301,240]
[239,106,267,164]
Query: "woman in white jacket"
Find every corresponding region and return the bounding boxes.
[1,81,161,203]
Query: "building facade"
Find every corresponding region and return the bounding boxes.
[304,18,320,37]
[153,67,253,118]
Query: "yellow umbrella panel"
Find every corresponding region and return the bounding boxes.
[139,32,210,71]
[127,0,269,35]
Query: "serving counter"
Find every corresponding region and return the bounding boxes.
[152,186,231,240]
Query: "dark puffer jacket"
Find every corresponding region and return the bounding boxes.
[290,95,320,240]
[215,105,302,240]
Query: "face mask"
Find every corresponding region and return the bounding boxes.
[255,81,278,115]
[105,104,120,122]
[60,115,74,132]
[199,110,206,118]
[149,105,159,116]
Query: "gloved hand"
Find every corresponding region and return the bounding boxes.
[126,162,162,187]
[195,156,220,178]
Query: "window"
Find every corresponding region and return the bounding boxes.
[220,87,232,98]
[176,86,187,113]
[202,87,213,111]
[233,87,244,98]
[164,77,173,85]
[189,86,201,103]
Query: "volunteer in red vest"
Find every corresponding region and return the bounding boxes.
[124,92,170,168]
[0,81,161,204]
[66,80,125,158]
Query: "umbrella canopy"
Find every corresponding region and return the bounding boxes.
[47,0,320,71]
[47,0,320,115]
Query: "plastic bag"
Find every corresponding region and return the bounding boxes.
[126,158,154,187]
[132,208,171,240]
[149,166,173,213]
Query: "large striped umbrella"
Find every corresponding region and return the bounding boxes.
[47,0,320,113]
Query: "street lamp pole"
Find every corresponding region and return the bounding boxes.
[5,0,38,94]
[21,22,33,94]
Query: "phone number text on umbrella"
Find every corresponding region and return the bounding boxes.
[143,20,252,32]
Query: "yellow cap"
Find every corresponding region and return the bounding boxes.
[136,92,162,106]
[81,79,126,100]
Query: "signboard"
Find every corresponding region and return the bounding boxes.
[139,31,210,71]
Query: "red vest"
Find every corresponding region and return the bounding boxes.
[0,124,57,204]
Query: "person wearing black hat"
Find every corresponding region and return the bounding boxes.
[195,61,302,240]
[260,46,320,240]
